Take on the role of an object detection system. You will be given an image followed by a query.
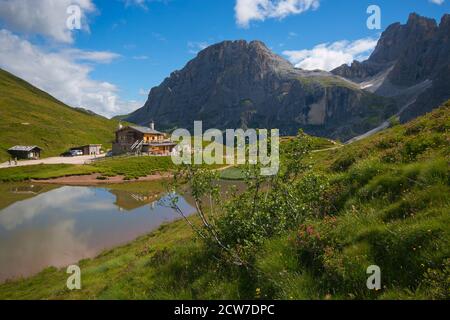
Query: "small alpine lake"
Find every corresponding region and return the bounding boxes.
[0,181,195,283]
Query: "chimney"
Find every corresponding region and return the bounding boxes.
[150,121,155,130]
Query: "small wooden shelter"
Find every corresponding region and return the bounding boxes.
[8,146,42,160]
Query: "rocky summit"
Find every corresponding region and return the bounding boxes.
[126,40,395,141]
[126,13,449,140]
[332,13,450,122]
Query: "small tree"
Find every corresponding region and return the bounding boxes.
[163,130,320,267]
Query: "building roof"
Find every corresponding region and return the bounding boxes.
[127,125,164,135]
[8,145,42,152]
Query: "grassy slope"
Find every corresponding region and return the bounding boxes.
[0,68,118,162]
[0,103,448,300]
[255,102,449,300]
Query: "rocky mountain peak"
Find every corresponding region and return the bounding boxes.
[331,13,449,126]
[367,22,403,64]
[124,14,448,141]
[439,13,450,32]
[368,13,438,65]
[192,40,294,75]
[406,12,437,28]
[125,36,395,141]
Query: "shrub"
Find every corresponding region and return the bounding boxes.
[359,173,411,201]
[380,149,401,163]
[382,185,449,222]
[359,218,448,288]
[417,259,450,300]
[401,137,435,162]
[292,217,339,268]
[292,218,376,298]
[331,152,357,172]
[375,137,398,150]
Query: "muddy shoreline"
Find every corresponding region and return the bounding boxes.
[33,173,172,186]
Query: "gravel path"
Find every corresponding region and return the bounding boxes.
[0,155,105,169]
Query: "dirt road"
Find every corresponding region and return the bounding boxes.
[0,155,105,169]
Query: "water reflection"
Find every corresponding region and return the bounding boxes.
[110,189,163,212]
[0,183,59,211]
[0,183,195,283]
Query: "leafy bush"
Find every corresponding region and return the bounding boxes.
[401,135,441,162]
[375,137,399,150]
[382,185,449,222]
[331,152,357,172]
[417,259,450,300]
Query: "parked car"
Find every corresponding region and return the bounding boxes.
[106,151,113,157]
[70,150,83,157]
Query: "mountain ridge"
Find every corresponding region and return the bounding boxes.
[126,40,396,140]
[124,13,448,141]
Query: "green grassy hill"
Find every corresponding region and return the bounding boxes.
[0,68,119,162]
[0,101,448,300]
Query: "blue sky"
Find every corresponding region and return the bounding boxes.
[0,0,448,117]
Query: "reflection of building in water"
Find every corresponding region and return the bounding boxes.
[11,185,45,195]
[108,189,162,212]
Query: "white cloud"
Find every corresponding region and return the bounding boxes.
[235,0,320,27]
[188,41,209,54]
[139,88,150,96]
[132,55,149,60]
[123,0,149,10]
[121,0,170,10]
[0,187,93,230]
[0,29,141,117]
[62,49,121,64]
[429,0,444,4]
[0,0,95,43]
[283,37,378,71]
